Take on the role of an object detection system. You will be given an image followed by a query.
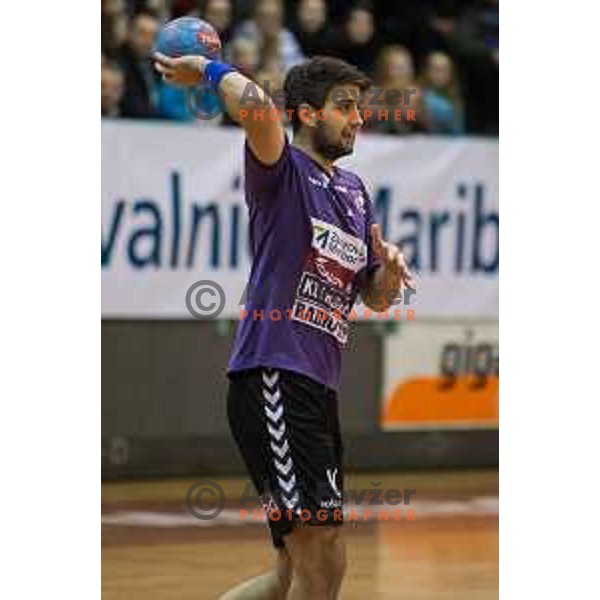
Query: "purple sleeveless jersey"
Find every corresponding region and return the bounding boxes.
[227,137,381,391]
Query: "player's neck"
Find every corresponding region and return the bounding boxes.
[292,137,335,174]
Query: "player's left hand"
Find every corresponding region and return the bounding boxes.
[371,224,415,289]
[153,53,209,87]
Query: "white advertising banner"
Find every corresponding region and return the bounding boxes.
[102,122,498,319]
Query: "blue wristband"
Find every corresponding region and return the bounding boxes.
[204,61,236,90]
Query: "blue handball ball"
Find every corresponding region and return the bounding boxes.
[154,17,222,60]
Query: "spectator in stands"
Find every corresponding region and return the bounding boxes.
[144,0,169,20]
[229,37,261,78]
[365,45,424,135]
[101,0,122,18]
[201,0,234,46]
[101,0,128,58]
[430,6,498,134]
[232,0,304,73]
[118,10,161,118]
[330,3,381,76]
[128,0,169,20]
[99,0,498,134]
[456,0,499,54]
[292,0,335,57]
[376,45,416,94]
[419,51,464,134]
[101,60,125,118]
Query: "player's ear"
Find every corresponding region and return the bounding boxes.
[298,103,318,128]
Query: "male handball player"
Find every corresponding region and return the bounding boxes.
[154,52,414,600]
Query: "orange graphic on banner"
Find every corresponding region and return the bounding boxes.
[381,376,499,428]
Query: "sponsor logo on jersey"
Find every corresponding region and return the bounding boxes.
[314,255,344,288]
[291,299,350,345]
[311,218,367,272]
[296,273,353,317]
[291,218,367,344]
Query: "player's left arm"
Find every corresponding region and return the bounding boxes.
[154,53,285,165]
[362,224,415,311]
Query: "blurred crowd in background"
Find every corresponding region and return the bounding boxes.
[101,0,498,136]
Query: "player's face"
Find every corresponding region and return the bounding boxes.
[311,84,364,162]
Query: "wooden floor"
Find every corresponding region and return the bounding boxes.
[102,472,498,599]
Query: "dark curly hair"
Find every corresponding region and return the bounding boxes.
[284,56,371,133]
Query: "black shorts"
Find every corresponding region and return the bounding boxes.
[227,367,344,548]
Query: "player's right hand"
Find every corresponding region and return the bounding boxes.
[153,53,208,87]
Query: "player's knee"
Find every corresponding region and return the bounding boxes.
[287,526,344,583]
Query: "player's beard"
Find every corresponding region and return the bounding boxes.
[312,121,354,162]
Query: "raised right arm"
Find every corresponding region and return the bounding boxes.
[154,53,285,166]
